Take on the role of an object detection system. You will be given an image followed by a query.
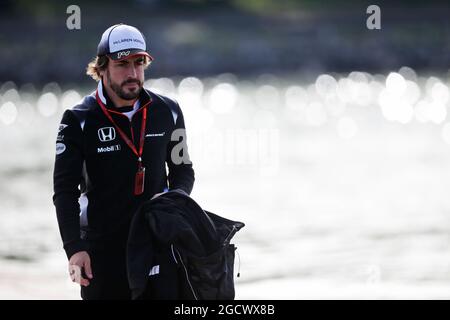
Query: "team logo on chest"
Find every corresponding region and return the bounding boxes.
[98,127,116,142]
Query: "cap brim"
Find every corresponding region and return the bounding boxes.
[107,49,153,61]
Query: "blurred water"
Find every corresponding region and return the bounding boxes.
[1,70,450,299]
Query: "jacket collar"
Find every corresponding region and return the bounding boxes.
[97,79,152,112]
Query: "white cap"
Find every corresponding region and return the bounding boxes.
[97,24,153,61]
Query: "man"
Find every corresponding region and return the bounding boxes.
[53,24,195,300]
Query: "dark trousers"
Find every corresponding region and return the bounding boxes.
[80,244,131,300]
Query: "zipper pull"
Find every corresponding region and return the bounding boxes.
[236,248,241,278]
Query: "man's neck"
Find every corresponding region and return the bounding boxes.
[103,83,138,108]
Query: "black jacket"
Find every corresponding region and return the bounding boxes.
[53,82,195,259]
[127,190,244,300]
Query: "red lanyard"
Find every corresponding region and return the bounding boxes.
[96,90,147,159]
[95,90,149,195]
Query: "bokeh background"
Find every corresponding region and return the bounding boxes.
[1,0,450,299]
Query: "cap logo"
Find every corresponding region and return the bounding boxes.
[117,50,131,59]
[112,38,144,46]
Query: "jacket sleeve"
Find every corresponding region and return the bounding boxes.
[52,110,88,259]
[166,101,195,195]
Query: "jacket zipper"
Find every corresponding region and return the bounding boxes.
[170,244,178,264]
[128,101,150,144]
[223,225,238,246]
[223,225,241,278]
[173,245,198,300]
[107,100,151,145]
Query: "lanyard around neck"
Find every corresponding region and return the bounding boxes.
[95,90,148,160]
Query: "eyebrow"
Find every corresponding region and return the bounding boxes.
[115,58,144,64]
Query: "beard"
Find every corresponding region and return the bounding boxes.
[106,70,143,101]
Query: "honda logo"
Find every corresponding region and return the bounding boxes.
[98,127,116,142]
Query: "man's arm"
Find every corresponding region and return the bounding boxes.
[166,101,195,195]
[52,110,88,259]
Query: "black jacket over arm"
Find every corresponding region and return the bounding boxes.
[127,190,244,300]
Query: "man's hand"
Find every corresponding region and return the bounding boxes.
[68,251,93,287]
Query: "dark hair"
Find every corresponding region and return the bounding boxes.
[86,55,109,81]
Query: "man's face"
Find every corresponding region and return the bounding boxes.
[103,55,146,101]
